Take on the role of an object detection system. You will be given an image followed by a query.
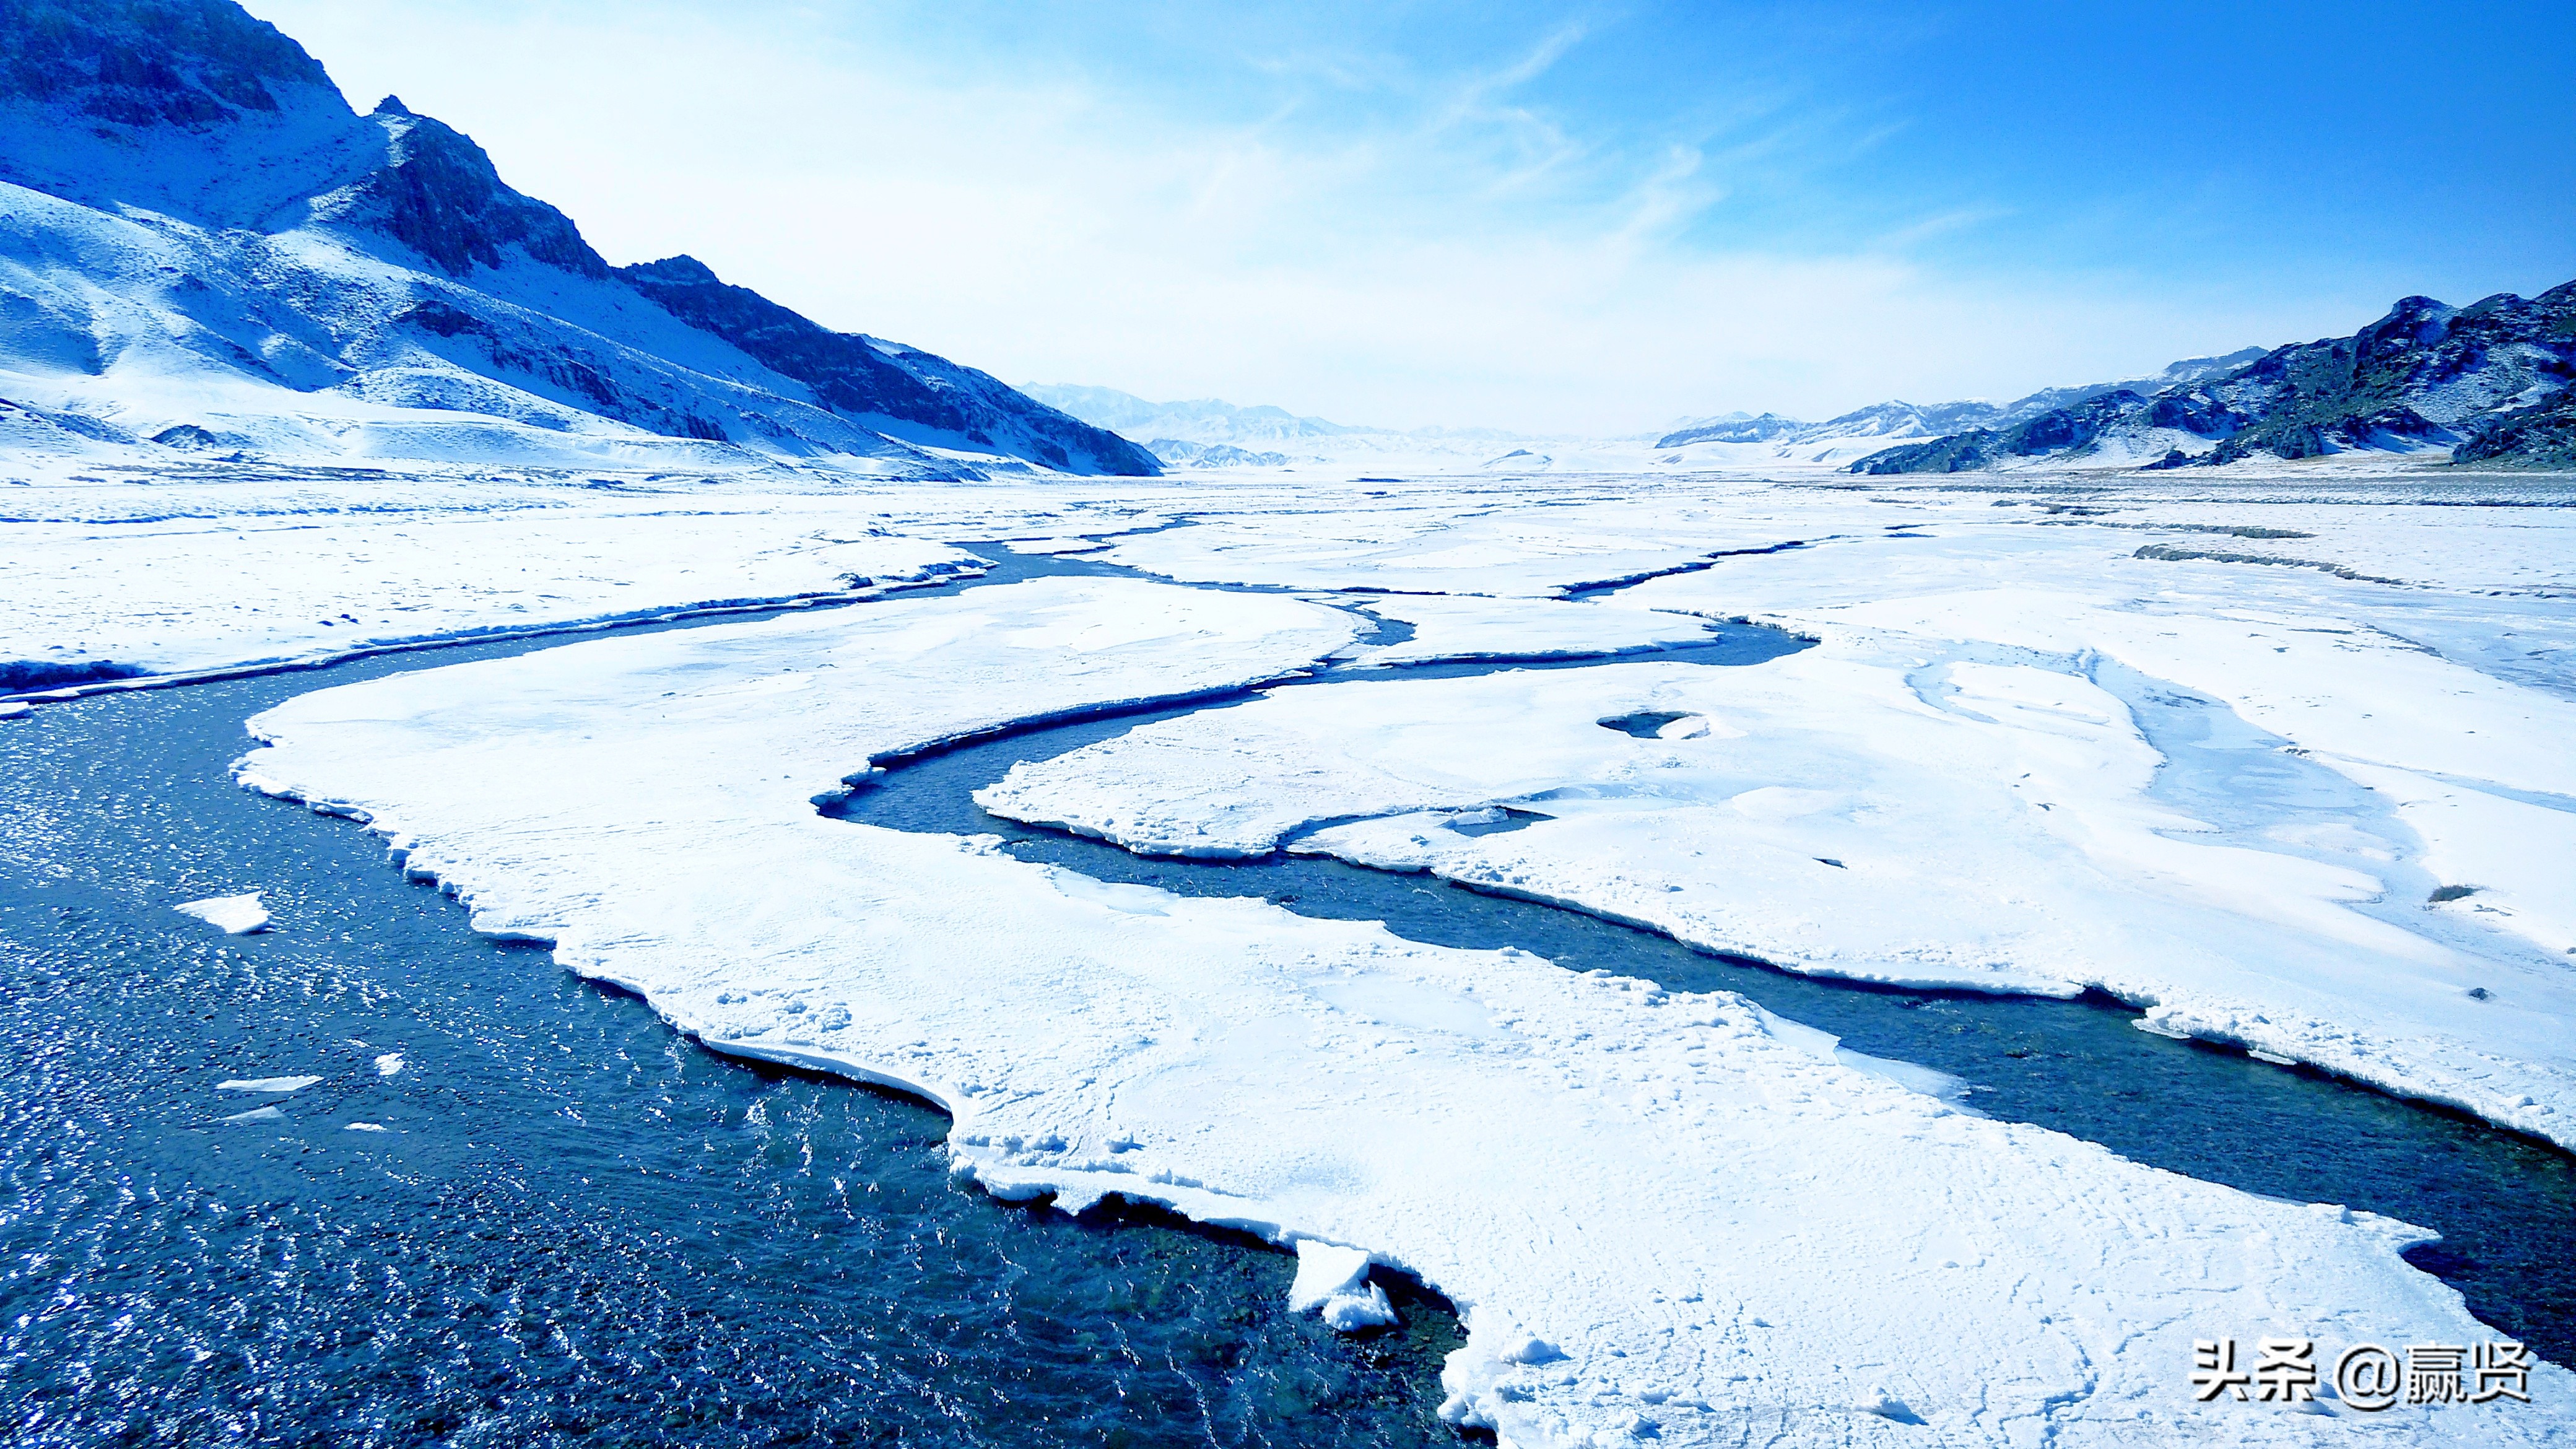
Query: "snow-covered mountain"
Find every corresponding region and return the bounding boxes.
[1020,385,1354,447]
[1850,288,2576,473]
[0,0,1156,477]
[1022,383,1599,472]
[1657,349,2267,456]
[1138,438,1292,468]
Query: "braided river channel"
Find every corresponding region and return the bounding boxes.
[2,546,2569,1446]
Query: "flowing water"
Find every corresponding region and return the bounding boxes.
[0,619,1462,1449]
[832,672,2576,1367]
[4,545,2570,1448]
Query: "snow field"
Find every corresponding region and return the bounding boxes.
[235,575,2570,1447]
[1,482,982,684]
[981,642,2576,1148]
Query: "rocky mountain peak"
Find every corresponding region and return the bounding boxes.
[2357,295,2458,350]
[0,0,1160,476]
[318,109,612,279]
[0,0,337,126]
[627,255,724,287]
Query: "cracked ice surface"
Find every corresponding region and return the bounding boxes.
[237,573,2569,1447]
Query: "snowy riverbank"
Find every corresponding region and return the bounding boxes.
[235,570,2574,1446]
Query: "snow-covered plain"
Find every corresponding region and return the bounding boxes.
[983,471,2576,1150]
[0,456,992,685]
[230,556,2573,1445]
[13,455,2575,1442]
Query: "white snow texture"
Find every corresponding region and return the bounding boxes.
[230,524,2576,1447]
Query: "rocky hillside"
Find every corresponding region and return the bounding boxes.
[1849,286,2576,474]
[0,0,1154,477]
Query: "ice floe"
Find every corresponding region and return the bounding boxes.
[175,892,270,934]
[983,640,2576,1149]
[215,1075,323,1094]
[1288,1240,1398,1331]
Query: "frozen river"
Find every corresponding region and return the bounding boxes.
[4,542,2570,1444]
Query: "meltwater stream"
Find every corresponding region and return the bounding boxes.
[4,542,2571,1449]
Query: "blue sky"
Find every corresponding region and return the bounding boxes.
[251,0,2575,432]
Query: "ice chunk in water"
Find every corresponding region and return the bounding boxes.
[217,1075,323,1094]
[176,892,269,934]
[1287,1240,1398,1331]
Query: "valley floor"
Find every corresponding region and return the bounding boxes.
[8,455,2575,1445]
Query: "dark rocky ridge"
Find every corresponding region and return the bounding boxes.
[339,100,612,281]
[0,0,326,127]
[2457,385,2576,469]
[1852,284,2576,474]
[622,258,1160,475]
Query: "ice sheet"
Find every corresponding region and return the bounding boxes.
[985,643,2576,1149]
[1,474,984,684]
[979,479,2576,1149]
[237,573,2569,1446]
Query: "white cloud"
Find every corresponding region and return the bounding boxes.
[245,0,2352,432]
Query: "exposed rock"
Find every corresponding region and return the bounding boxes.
[1852,284,2576,472]
[322,105,611,279]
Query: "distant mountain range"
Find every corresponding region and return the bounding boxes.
[0,0,1155,477]
[1020,386,1355,448]
[1023,385,1541,468]
[1847,288,2576,474]
[1656,350,2268,453]
[1134,439,1293,468]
